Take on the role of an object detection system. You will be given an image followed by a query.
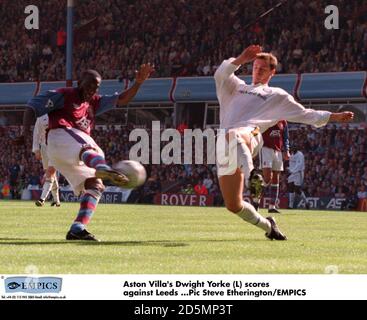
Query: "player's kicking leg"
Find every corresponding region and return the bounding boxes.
[219,169,287,240]
[79,146,129,186]
[66,145,133,241]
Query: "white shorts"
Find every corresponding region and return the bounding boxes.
[288,171,304,186]
[259,146,284,171]
[47,128,104,196]
[216,127,263,181]
[40,144,54,169]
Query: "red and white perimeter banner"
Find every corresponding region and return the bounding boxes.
[154,193,214,206]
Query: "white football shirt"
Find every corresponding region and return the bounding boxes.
[32,113,49,152]
[288,151,305,173]
[214,58,331,132]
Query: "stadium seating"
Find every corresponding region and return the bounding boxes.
[1,123,366,206]
[0,0,366,82]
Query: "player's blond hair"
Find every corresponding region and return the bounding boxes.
[256,53,278,70]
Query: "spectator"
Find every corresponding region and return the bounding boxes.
[357,185,367,199]
[1,117,366,207]
[181,184,195,195]
[56,26,67,53]
[194,180,208,195]
[203,174,213,191]
[341,187,359,211]
[1,179,11,199]
[9,161,21,199]
[0,112,7,127]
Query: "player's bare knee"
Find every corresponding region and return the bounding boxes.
[263,174,271,185]
[263,177,271,185]
[47,166,56,176]
[84,177,105,194]
[262,168,272,185]
[225,201,243,213]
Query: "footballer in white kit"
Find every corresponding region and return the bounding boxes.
[288,149,305,187]
[287,146,309,209]
[214,44,354,241]
[32,113,60,207]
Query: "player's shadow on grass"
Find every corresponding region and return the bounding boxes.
[0,240,189,247]
[0,238,30,241]
[0,238,264,246]
[80,240,189,247]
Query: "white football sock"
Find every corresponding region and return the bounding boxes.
[51,179,60,203]
[40,178,53,201]
[236,201,271,233]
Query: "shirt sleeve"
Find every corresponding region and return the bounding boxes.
[214,58,243,102]
[32,117,41,153]
[278,94,331,128]
[95,93,119,116]
[27,90,64,117]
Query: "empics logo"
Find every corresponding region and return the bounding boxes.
[5,277,62,294]
[7,282,21,290]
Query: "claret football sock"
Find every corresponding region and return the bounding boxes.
[70,190,101,234]
[81,149,110,170]
[70,222,85,234]
[270,184,279,207]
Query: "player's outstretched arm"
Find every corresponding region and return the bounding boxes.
[232,45,262,66]
[116,63,155,106]
[329,112,354,122]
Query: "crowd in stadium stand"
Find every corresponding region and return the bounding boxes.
[1,0,366,82]
[0,0,366,208]
[286,125,367,202]
[1,123,367,209]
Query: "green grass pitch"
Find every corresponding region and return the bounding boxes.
[0,200,366,274]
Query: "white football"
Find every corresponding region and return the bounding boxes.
[113,160,147,189]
